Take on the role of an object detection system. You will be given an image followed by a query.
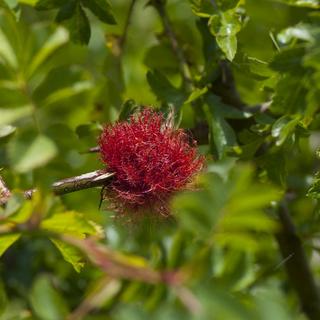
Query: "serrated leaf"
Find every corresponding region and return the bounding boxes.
[27,27,69,78]
[209,11,242,61]
[41,211,98,271]
[30,275,69,320]
[50,239,84,272]
[0,234,20,256]
[10,134,57,173]
[81,0,116,25]
[41,211,97,236]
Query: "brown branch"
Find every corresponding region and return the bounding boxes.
[1,170,114,204]
[275,203,320,320]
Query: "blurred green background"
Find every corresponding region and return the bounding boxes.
[1,0,320,319]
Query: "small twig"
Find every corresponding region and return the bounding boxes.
[1,171,114,204]
[152,0,193,90]
[276,202,320,320]
[52,170,114,195]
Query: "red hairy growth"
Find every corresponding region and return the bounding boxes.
[99,108,204,216]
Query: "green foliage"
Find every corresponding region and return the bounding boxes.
[0,0,320,319]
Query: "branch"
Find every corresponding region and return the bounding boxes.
[152,0,193,89]
[275,203,320,320]
[1,170,114,204]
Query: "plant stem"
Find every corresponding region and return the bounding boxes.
[276,203,320,320]
[152,0,193,90]
[1,171,114,203]
[51,170,114,195]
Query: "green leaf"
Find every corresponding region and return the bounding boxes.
[41,211,98,271]
[307,172,320,199]
[30,275,69,320]
[269,47,305,74]
[81,0,116,25]
[35,0,65,10]
[271,115,301,146]
[41,211,97,235]
[56,2,90,44]
[0,234,20,257]
[9,134,58,173]
[50,239,85,272]
[277,24,314,44]
[205,94,237,158]
[42,80,93,106]
[118,99,139,121]
[208,94,252,119]
[27,27,69,78]
[0,105,33,126]
[147,70,187,107]
[0,125,16,142]
[0,28,17,69]
[209,11,243,61]
[185,87,208,104]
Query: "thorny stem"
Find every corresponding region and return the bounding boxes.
[0,171,114,204]
[152,0,193,90]
[276,202,320,320]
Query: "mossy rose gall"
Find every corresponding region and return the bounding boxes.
[99,108,204,216]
